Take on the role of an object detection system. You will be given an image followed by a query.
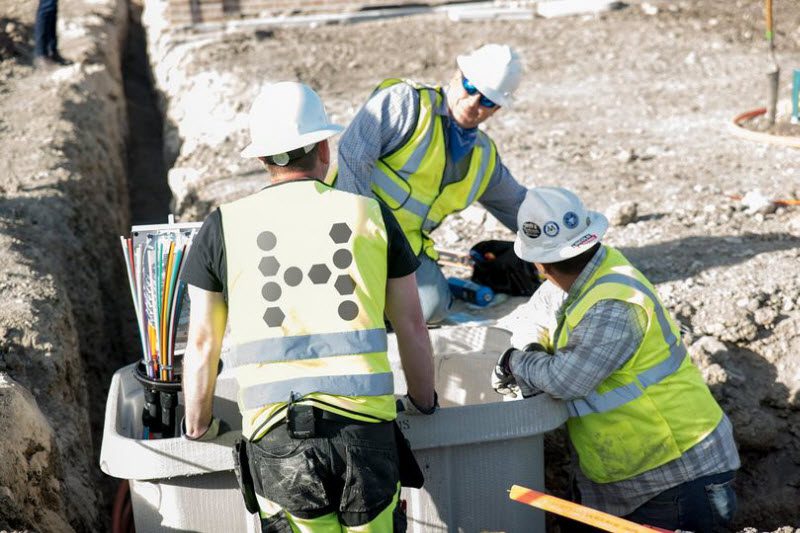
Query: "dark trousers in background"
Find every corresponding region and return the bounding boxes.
[559,470,737,533]
[34,0,58,58]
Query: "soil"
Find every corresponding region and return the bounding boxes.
[0,0,798,531]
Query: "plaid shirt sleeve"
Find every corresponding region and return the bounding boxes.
[477,156,527,233]
[336,82,419,197]
[510,299,647,400]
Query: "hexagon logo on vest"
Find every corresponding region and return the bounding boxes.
[263,307,285,327]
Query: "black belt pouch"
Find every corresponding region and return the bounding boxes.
[393,422,424,489]
[233,437,260,513]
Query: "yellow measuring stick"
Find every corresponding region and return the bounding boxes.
[509,485,673,533]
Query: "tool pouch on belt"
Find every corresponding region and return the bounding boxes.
[232,438,260,514]
[470,240,540,296]
[393,422,424,488]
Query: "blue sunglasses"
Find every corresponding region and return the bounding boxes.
[461,76,498,108]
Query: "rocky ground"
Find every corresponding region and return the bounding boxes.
[144,0,800,529]
[0,0,798,530]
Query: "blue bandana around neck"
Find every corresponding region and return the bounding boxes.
[447,119,478,163]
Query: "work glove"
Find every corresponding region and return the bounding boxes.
[493,345,547,399]
[181,416,230,441]
[492,347,522,397]
[396,391,439,415]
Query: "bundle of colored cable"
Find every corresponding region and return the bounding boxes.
[120,228,197,382]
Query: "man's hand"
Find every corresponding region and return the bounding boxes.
[396,392,439,415]
[181,416,230,441]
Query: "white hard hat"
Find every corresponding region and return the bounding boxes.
[240,81,344,159]
[514,187,608,264]
[456,44,523,107]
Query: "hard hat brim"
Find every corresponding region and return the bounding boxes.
[240,125,344,159]
[457,54,513,108]
[514,211,609,264]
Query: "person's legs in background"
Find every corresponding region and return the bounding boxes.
[46,0,58,58]
[34,0,70,67]
[34,0,56,59]
[415,255,452,323]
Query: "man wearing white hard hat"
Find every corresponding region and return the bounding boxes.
[493,188,740,531]
[333,44,527,323]
[180,81,437,532]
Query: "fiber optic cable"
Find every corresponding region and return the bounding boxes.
[144,239,160,377]
[160,241,176,381]
[166,245,185,381]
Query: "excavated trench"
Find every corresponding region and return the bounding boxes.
[123,3,172,227]
[98,1,175,528]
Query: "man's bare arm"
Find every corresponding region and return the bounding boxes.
[182,285,228,437]
[384,272,435,410]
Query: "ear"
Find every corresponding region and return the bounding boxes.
[318,140,330,166]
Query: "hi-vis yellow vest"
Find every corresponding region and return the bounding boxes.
[554,246,723,483]
[219,180,396,441]
[330,78,497,260]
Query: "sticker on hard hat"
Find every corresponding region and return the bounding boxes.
[572,233,597,248]
[563,211,579,229]
[543,221,560,237]
[522,221,541,238]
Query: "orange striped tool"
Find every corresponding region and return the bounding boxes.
[509,485,673,533]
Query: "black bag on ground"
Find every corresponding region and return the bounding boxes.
[393,422,424,489]
[470,240,540,296]
[233,437,260,514]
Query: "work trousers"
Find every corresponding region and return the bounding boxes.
[249,417,404,532]
[560,470,737,533]
[623,470,736,532]
[34,0,58,58]
[415,254,452,324]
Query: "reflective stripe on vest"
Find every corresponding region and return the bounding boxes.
[228,328,388,367]
[240,372,394,411]
[564,273,687,418]
[367,78,497,258]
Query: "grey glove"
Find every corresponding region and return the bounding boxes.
[492,347,522,398]
[396,391,438,415]
[181,416,229,441]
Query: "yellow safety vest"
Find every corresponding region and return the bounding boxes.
[553,246,723,483]
[330,78,497,260]
[219,180,396,441]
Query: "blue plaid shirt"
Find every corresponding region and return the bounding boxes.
[506,246,740,516]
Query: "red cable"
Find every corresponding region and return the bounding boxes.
[122,495,134,533]
[111,480,130,533]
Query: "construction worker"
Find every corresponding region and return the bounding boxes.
[492,187,740,532]
[334,43,527,323]
[180,81,436,532]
